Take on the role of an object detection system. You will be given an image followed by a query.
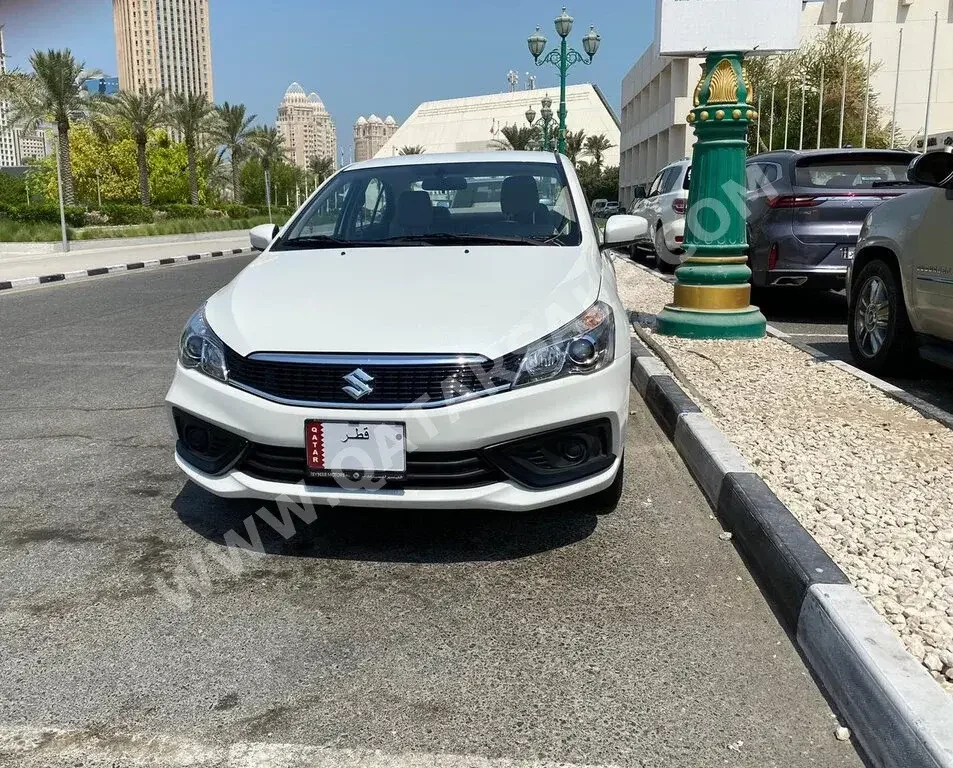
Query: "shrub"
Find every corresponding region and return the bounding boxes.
[223,203,251,219]
[204,208,226,218]
[83,211,110,226]
[161,204,208,220]
[99,203,154,225]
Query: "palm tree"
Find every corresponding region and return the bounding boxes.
[398,145,426,155]
[493,124,539,151]
[93,89,168,206]
[565,129,587,166]
[251,125,286,220]
[583,133,614,170]
[308,155,335,185]
[0,49,98,204]
[169,92,217,206]
[212,102,256,203]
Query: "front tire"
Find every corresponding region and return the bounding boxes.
[586,457,624,514]
[848,259,916,375]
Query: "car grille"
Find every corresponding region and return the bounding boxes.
[238,443,505,489]
[225,349,523,407]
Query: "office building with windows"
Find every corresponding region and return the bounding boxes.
[113,0,214,99]
[0,25,19,167]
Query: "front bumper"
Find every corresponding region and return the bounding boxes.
[165,356,631,511]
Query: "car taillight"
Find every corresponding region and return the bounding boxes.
[672,199,687,215]
[768,244,779,271]
[767,195,820,208]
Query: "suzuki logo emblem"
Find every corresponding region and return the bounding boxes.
[342,368,374,400]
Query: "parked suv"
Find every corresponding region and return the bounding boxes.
[847,149,953,374]
[746,149,920,289]
[629,159,690,272]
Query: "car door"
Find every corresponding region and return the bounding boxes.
[656,165,683,232]
[908,187,953,337]
[634,170,665,242]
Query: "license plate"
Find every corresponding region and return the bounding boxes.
[305,420,406,481]
[841,246,855,261]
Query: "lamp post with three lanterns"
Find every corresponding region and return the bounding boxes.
[527,7,600,155]
[525,94,556,152]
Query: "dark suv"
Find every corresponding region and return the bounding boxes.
[745,149,920,289]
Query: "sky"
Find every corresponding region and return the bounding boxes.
[0,0,656,142]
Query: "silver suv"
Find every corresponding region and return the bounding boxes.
[847,149,953,374]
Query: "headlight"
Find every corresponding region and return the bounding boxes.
[515,301,615,387]
[179,306,228,382]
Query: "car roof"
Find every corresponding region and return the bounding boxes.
[344,150,560,171]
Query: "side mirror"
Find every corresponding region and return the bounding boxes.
[602,214,648,248]
[250,223,280,251]
[907,149,953,188]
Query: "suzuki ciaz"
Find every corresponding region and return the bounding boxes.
[166,152,646,511]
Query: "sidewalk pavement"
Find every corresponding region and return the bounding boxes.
[0,232,250,284]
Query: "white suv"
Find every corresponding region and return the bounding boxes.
[629,159,691,272]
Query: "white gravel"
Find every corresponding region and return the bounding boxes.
[614,257,953,693]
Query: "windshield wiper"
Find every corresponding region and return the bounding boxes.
[275,235,388,249]
[377,233,541,246]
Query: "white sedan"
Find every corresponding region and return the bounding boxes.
[165,151,646,511]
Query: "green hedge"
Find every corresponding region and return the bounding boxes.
[222,204,252,219]
[0,203,87,228]
[159,204,209,220]
[99,203,155,225]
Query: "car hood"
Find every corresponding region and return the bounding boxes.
[205,245,601,358]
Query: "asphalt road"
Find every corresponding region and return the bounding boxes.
[0,257,864,768]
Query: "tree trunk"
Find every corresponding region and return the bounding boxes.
[57,122,75,205]
[137,137,150,207]
[232,157,242,204]
[187,142,199,206]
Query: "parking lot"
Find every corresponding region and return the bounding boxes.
[630,249,953,419]
[0,257,864,767]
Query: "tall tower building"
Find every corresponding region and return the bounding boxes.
[0,25,21,167]
[276,83,337,170]
[113,0,214,99]
[353,114,398,162]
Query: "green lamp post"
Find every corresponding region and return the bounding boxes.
[527,8,601,155]
[656,52,766,339]
[525,94,556,151]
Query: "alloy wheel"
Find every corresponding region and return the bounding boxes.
[854,276,891,357]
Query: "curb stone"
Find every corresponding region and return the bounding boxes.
[628,336,953,768]
[0,247,256,293]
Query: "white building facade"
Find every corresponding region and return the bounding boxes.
[619,51,704,208]
[375,83,621,164]
[354,115,398,162]
[276,82,337,170]
[619,0,953,207]
[0,26,20,168]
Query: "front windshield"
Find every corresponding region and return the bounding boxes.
[273,160,581,249]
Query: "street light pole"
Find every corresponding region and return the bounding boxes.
[525,94,556,151]
[527,8,600,155]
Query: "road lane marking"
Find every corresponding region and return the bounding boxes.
[0,725,620,768]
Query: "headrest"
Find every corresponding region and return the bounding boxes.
[501,175,540,216]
